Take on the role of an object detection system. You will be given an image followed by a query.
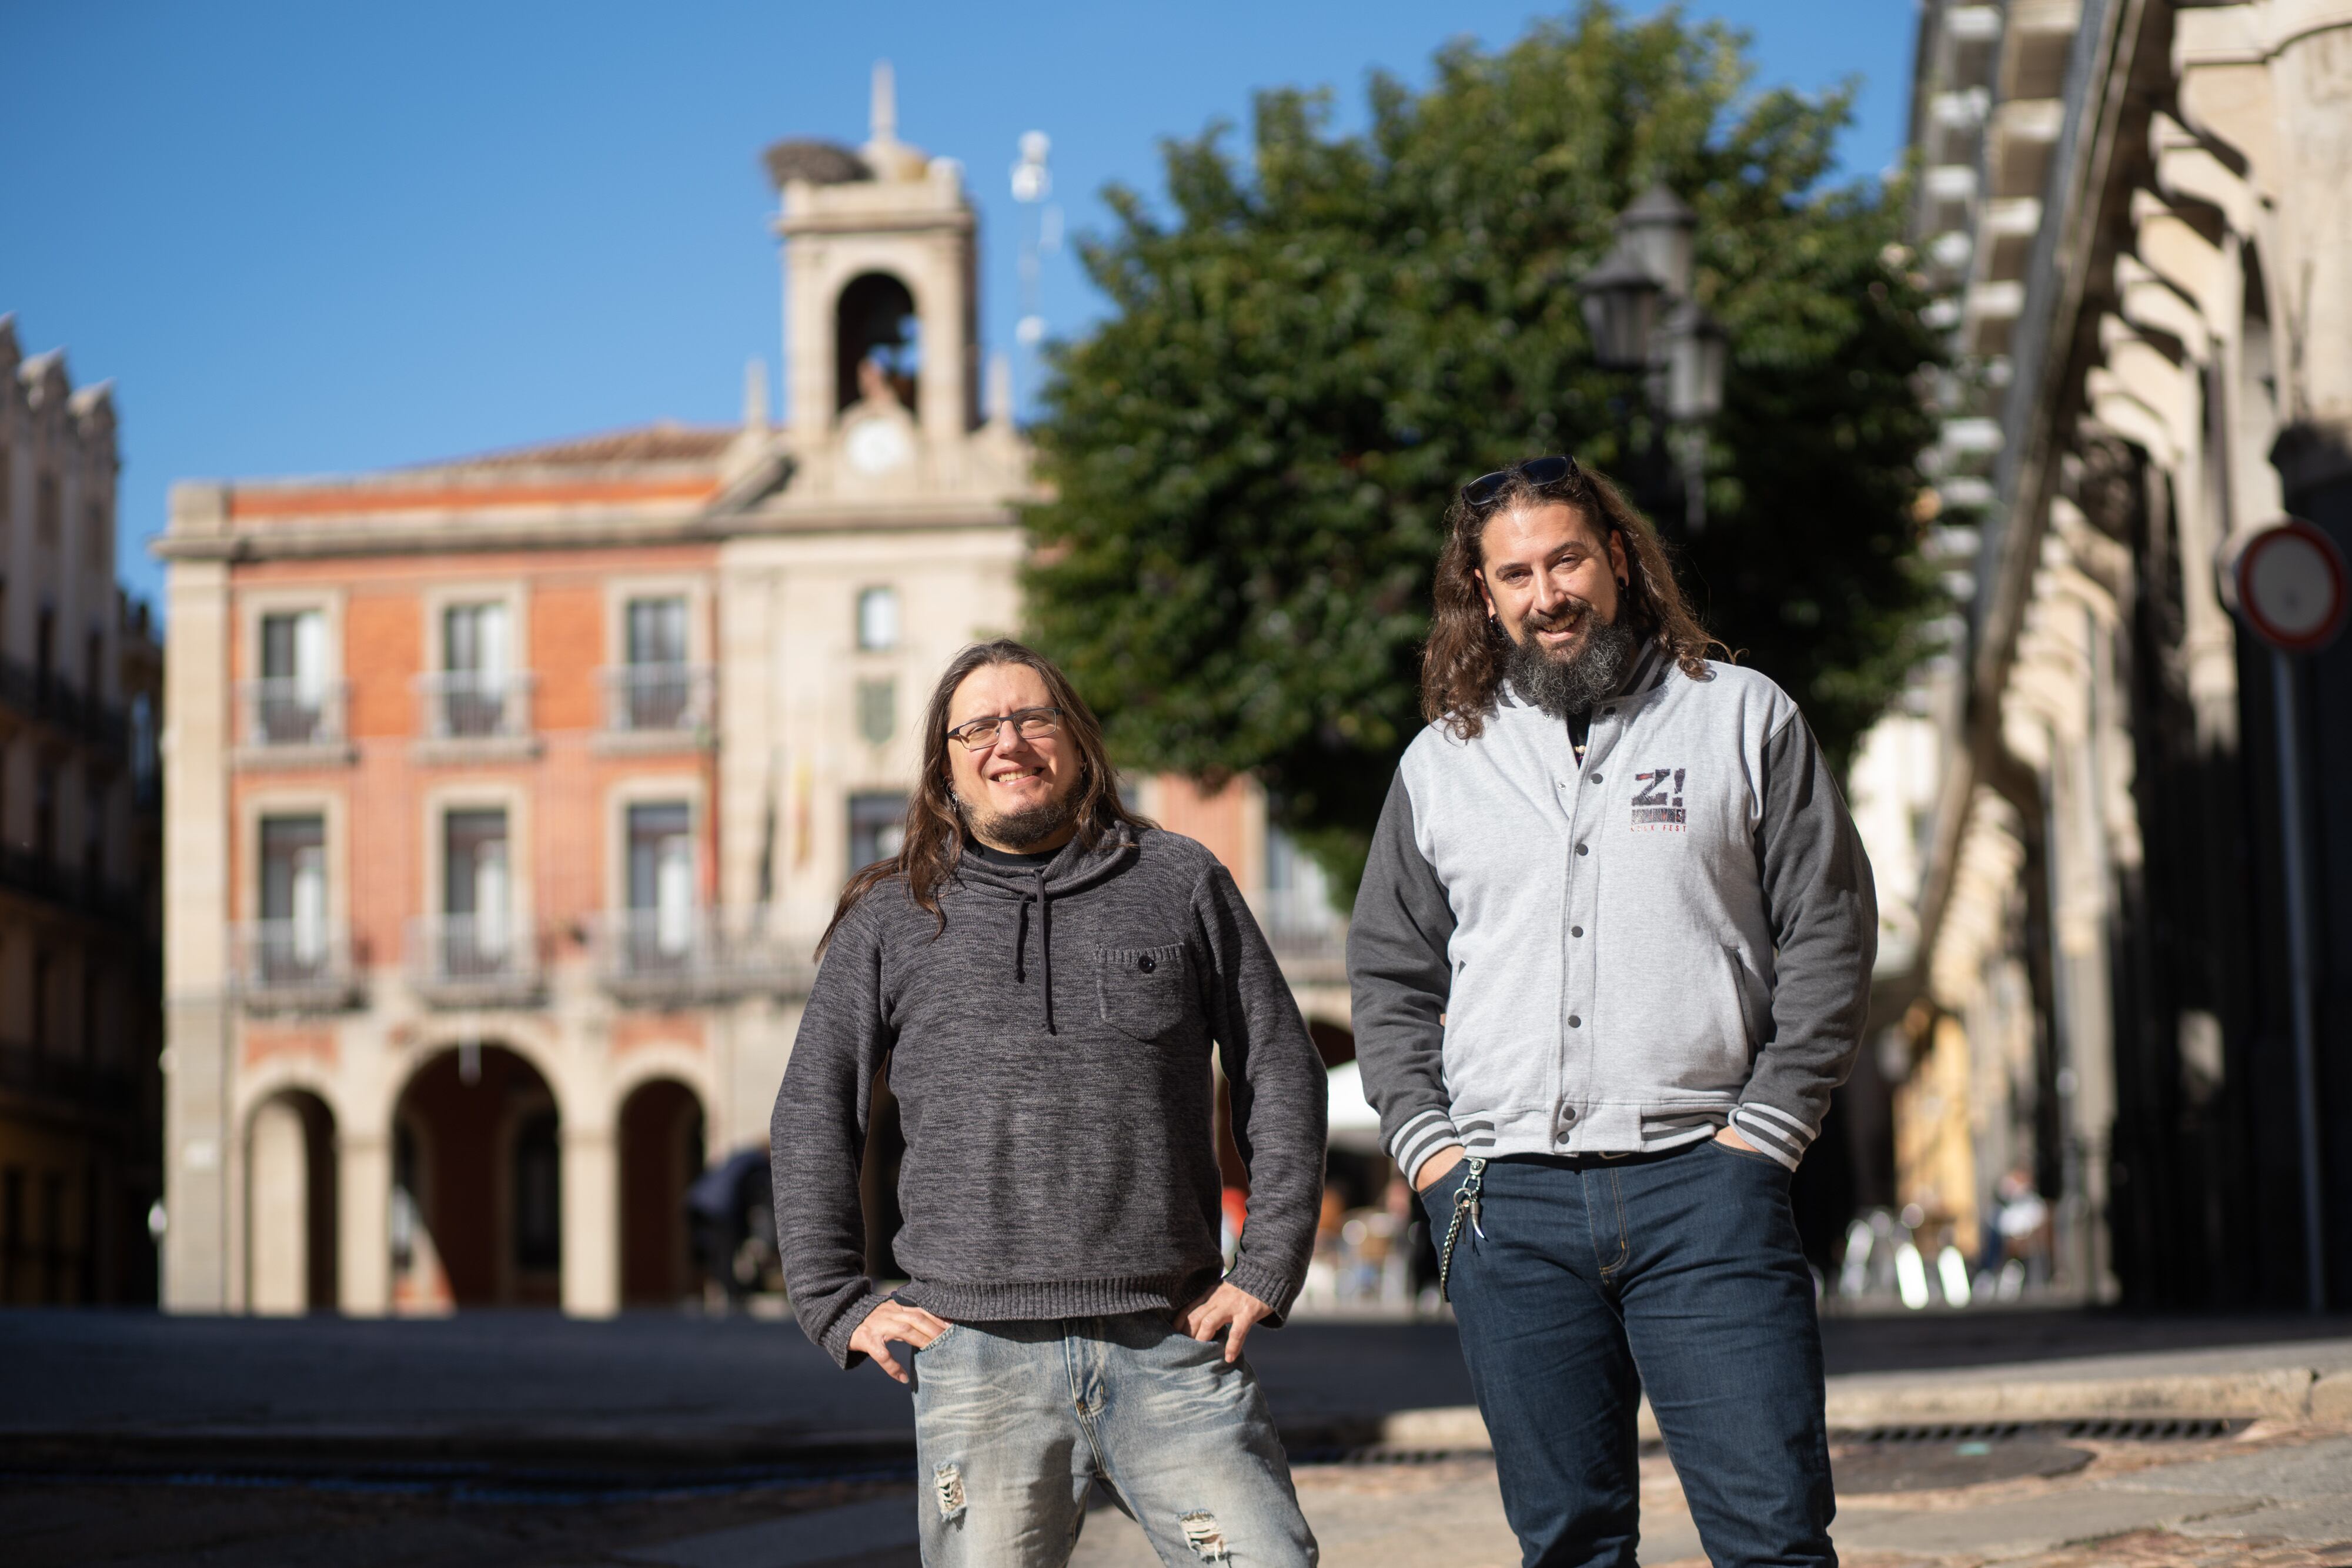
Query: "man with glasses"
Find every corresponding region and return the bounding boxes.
[772,638,1325,1567]
[1350,458,1874,1566]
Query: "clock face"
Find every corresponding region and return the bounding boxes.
[844,416,913,475]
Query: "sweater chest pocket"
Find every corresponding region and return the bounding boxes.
[1094,943,1191,1041]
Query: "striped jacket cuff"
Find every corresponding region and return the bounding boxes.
[1730,1102,1813,1171]
[1389,1108,1464,1187]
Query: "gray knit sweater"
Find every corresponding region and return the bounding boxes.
[771,827,1328,1368]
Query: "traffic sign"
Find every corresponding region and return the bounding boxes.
[2236,518,2348,653]
[2232,515,2344,1312]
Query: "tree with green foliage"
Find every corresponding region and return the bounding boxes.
[1023,2,1945,897]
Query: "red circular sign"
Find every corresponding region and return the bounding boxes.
[2236,519,2348,654]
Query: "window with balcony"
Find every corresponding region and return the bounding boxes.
[848,792,907,873]
[441,808,513,979]
[32,951,52,1052]
[436,602,517,739]
[81,961,100,1064]
[1263,825,1345,966]
[81,784,103,893]
[856,586,900,651]
[258,814,328,987]
[256,609,331,745]
[614,596,693,733]
[33,765,55,866]
[34,472,58,548]
[623,801,694,973]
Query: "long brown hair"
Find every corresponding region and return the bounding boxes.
[817,638,1153,954]
[1421,460,1722,739]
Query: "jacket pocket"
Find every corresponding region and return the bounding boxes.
[1095,943,1192,1040]
[1723,944,1772,1049]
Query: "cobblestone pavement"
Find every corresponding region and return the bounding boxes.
[1057,1426,2352,1567]
[12,1429,2348,1565]
[10,1311,2352,1565]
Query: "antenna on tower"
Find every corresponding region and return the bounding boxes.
[870,61,897,147]
[741,356,770,430]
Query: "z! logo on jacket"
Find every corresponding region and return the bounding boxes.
[1631,768,1686,831]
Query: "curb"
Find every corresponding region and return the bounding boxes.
[0,1427,923,1474]
[1378,1366,2352,1450]
[8,1370,2344,1473]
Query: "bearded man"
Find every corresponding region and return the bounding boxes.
[1349,457,1875,1567]
[771,638,1325,1568]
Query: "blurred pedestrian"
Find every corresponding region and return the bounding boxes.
[771,639,1326,1568]
[685,1148,770,1306]
[1350,457,1875,1567]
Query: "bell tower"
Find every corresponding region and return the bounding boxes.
[766,62,987,485]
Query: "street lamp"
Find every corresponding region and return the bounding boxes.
[1663,299,1729,424]
[1616,183,1698,298]
[1578,238,1664,370]
[1575,183,1729,530]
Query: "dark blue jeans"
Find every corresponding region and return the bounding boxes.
[1426,1141,1835,1567]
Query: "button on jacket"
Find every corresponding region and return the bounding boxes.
[1348,646,1876,1181]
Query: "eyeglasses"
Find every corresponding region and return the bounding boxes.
[1461,454,1582,508]
[947,706,1063,750]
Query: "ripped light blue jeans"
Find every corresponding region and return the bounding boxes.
[908,1310,1318,1567]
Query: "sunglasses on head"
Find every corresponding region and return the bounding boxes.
[1460,454,1581,508]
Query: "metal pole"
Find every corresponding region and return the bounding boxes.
[2273,646,2327,1313]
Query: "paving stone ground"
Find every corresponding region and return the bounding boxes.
[1055,1427,2352,1567]
[11,1427,2349,1565]
[9,1310,2352,1565]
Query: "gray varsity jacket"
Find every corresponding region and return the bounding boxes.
[1348,647,1876,1178]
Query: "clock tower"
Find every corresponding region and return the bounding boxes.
[756,62,1021,503]
[712,65,1030,948]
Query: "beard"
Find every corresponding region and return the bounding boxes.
[958,785,1080,851]
[1505,601,1637,720]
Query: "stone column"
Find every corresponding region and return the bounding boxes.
[162,540,233,1312]
[338,1129,391,1317]
[247,1098,308,1314]
[561,1125,620,1318]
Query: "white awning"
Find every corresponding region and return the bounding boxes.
[1326,1059,1385,1155]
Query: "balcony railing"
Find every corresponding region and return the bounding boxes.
[415,670,535,743]
[0,1040,136,1114]
[407,914,542,1007]
[232,920,361,1010]
[1258,886,1348,975]
[0,654,129,755]
[599,663,713,737]
[587,907,816,1002]
[238,677,350,750]
[0,848,142,926]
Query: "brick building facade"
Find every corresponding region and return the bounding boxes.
[157,76,1347,1316]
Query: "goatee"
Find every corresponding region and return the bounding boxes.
[960,791,1079,852]
[1506,611,1637,720]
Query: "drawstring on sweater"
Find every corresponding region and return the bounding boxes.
[1011,868,1057,1034]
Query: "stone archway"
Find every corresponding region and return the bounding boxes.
[246,1089,337,1315]
[617,1078,706,1307]
[391,1044,560,1310]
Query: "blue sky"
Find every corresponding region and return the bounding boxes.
[0,2,1915,611]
